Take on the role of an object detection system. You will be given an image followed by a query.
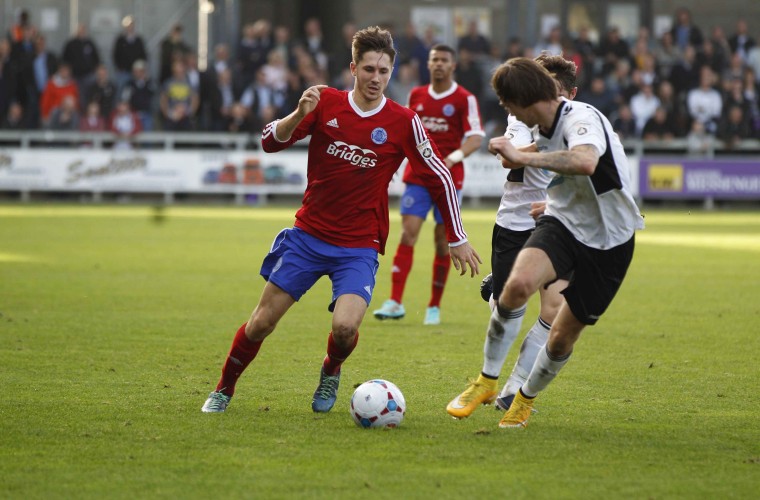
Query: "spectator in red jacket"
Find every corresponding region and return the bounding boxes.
[40,63,79,123]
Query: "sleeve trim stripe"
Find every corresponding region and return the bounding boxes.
[411,115,467,241]
[466,95,483,132]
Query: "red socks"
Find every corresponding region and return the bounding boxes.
[390,243,414,303]
[215,322,263,396]
[429,254,451,307]
[322,331,359,375]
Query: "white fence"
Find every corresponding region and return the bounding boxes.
[1,131,759,204]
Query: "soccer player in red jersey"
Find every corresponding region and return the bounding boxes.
[202,27,481,415]
[373,44,484,325]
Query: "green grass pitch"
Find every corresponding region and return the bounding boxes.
[1,205,759,499]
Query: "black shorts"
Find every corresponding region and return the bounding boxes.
[524,215,635,325]
[491,224,533,301]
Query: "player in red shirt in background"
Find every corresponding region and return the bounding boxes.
[202,27,481,415]
[373,44,484,325]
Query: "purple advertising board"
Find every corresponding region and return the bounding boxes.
[639,159,760,199]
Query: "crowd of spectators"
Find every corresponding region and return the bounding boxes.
[1,7,759,151]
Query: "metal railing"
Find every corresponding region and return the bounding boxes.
[0,131,257,150]
[2,131,758,156]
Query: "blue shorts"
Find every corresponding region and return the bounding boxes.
[260,227,379,310]
[400,183,462,224]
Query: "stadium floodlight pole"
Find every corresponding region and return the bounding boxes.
[197,0,215,71]
[69,0,79,34]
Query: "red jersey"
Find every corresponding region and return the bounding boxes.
[261,88,467,254]
[403,82,484,190]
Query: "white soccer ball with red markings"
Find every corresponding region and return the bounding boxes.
[350,379,406,428]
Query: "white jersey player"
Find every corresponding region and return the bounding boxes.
[447,54,578,419]
[488,56,644,429]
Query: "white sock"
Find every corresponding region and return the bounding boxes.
[501,317,551,398]
[481,304,526,378]
[521,346,571,397]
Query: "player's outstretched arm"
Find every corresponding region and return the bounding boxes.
[449,241,482,277]
[275,85,328,142]
[489,136,599,176]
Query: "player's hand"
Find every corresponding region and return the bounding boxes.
[449,242,482,277]
[489,136,523,165]
[498,142,537,169]
[297,85,328,116]
[529,201,547,220]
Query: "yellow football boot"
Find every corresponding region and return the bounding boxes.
[498,390,535,428]
[446,374,498,418]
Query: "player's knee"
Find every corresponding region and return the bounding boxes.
[332,323,357,345]
[246,312,277,340]
[502,277,533,307]
[400,231,418,246]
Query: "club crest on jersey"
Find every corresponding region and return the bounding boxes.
[577,126,588,135]
[371,127,387,145]
[417,139,433,159]
[443,104,455,117]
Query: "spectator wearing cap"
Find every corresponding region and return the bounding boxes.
[121,59,156,131]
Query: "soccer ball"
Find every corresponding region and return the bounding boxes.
[350,379,406,428]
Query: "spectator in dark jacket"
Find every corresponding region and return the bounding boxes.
[670,7,703,51]
[159,23,191,84]
[121,59,156,131]
[728,19,756,62]
[62,24,101,93]
[9,25,37,124]
[84,64,117,118]
[642,106,676,140]
[112,15,147,92]
[236,20,272,87]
